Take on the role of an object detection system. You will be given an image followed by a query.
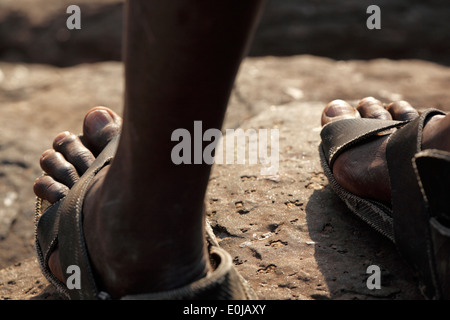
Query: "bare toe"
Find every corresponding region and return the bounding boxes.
[386,100,419,121]
[33,174,69,203]
[356,97,392,120]
[82,107,122,156]
[40,149,80,188]
[321,99,360,126]
[53,132,96,174]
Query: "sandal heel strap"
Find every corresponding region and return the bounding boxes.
[429,218,450,299]
[386,109,446,300]
[414,150,450,299]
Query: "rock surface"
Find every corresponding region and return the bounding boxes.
[0,54,449,300]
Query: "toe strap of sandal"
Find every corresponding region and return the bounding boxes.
[35,197,64,294]
[320,117,408,169]
[386,108,448,300]
[35,134,120,299]
[414,150,450,299]
[319,117,411,241]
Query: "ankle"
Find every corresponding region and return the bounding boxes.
[94,238,211,298]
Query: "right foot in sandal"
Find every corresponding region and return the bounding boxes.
[34,106,212,298]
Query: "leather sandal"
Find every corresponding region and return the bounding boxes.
[319,109,450,300]
[34,134,257,300]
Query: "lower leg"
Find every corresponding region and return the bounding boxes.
[82,0,266,297]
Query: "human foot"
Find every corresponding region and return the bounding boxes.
[34,106,211,298]
[320,97,450,299]
[321,97,450,204]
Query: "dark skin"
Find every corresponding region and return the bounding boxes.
[34,0,450,299]
[34,0,266,298]
[321,97,450,204]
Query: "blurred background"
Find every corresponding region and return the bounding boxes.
[0,0,449,67]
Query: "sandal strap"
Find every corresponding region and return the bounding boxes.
[386,109,445,299]
[35,198,63,291]
[59,133,119,299]
[321,118,407,169]
[319,117,411,241]
[413,149,450,299]
[35,134,120,299]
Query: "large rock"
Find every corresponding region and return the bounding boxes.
[2,54,449,299]
[0,99,423,300]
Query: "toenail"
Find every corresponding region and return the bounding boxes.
[41,149,60,162]
[85,110,113,134]
[325,100,354,117]
[41,149,53,159]
[360,97,378,103]
[54,131,71,145]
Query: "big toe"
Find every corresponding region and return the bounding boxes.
[321,99,360,126]
[82,107,122,156]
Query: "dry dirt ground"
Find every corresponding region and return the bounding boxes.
[0,0,450,301]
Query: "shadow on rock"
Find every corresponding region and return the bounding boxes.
[305,187,424,300]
